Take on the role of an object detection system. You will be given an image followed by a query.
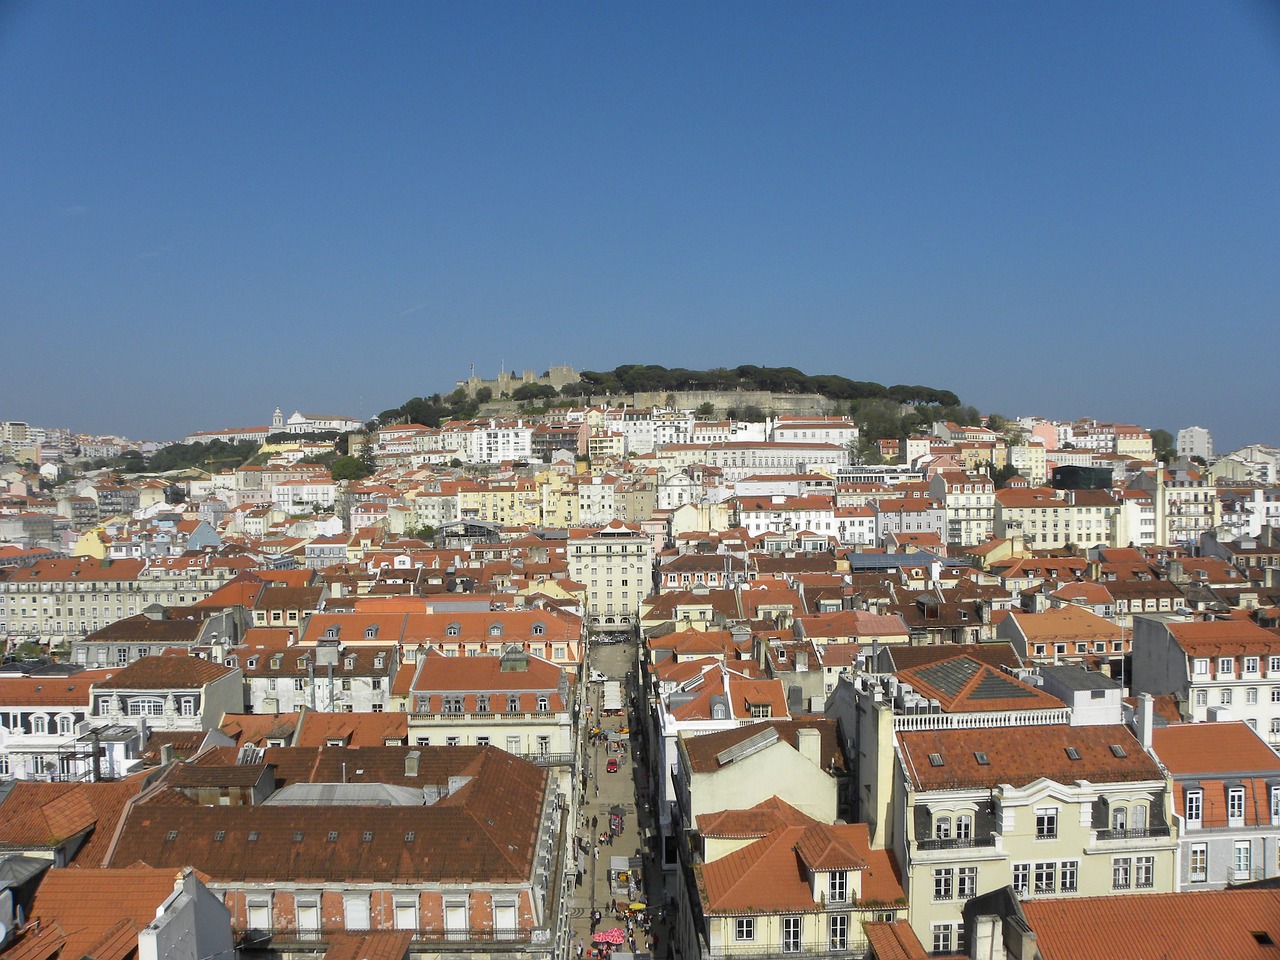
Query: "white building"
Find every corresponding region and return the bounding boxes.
[1177,426,1213,461]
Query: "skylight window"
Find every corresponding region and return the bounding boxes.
[327,831,338,842]
[928,753,945,767]
[214,830,226,841]
[1109,744,1128,758]
[1065,747,1081,761]
[405,831,416,842]
[362,831,373,842]
[248,831,259,841]
[294,831,304,842]
[974,752,990,765]
[165,830,178,841]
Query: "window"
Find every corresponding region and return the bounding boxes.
[1112,857,1132,890]
[1271,656,1280,673]
[828,914,847,951]
[537,696,549,712]
[443,696,464,715]
[344,893,370,930]
[57,715,73,736]
[828,870,847,903]
[1219,657,1234,674]
[1272,787,1280,825]
[781,916,801,953]
[931,925,953,954]
[1190,843,1208,883]
[1060,860,1078,892]
[394,897,419,931]
[246,897,272,934]
[1111,805,1128,832]
[127,698,164,716]
[1194,657,1209,675]
[1248,687,1259,704]
[30,714,47,735]
[1235,841,1252,880]
[507,694,520,712]
[1221,688,1233,705]
[735,918,755,941]
[933,868,954,901]
[1228,787,1246,823]
[1185,790,1202,826]
[1246,656,1260,673]
[294,678,305,691]
[179,698,196,716]
[1035,807,1058,839]
[1034,862,1056,894]
[1195,689,1208,706]
[1012,863,1030,894]
[958,866,977,899]
[1136,856,1154,889]
[934,816,952,840]
[446,623,460,637]
[956,813,973,840]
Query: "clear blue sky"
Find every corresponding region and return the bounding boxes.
[3,1,1278,449]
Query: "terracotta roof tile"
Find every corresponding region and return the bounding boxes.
[91,654,236,689]
[1022,888,1280,960]
[898,724,1161,791]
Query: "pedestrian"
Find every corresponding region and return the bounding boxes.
[594,845,600,861]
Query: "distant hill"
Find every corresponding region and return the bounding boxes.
[379,364,963,428]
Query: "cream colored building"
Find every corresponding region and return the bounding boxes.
[867,703,1176,953]
[567,520,654,634]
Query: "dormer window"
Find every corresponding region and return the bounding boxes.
[446,623,461,637]
[344,656,355,670]
[537,696,549,712]
[532,622,545,636]
[507,695,521,712]
[365,625,379,639]
[827,870,847,903]
[373,656,384,669]
[325,626,340,639]
[488,623,503,636]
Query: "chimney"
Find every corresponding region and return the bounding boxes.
[795,649,808,672]
[795,726,821,767]
[404,749,421,778]
[1137,692,1154,751]
[160,743,175,766]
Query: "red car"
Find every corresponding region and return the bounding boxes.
[606,757,619,773]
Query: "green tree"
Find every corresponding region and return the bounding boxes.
[696,402,716,418]
[331,455,372,482]
[1150,429,1176,463]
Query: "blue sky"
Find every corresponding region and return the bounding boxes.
[3,2,1278,449]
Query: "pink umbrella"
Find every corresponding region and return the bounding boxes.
[603,928,626,945]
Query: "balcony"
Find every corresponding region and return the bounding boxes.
[707,939,869,960]
[241,925,537,948]
[917,835,997,851]
[1094,826,1171,842]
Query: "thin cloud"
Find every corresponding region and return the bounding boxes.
[398,302,430,317]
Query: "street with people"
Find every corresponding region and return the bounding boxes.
[568,633,670,960]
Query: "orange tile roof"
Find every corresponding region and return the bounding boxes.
[0,669,113,707]
[699,822,902,914]
[1022,888,1280,960]
[696,797,818,838]
[15,867,191,960]
[1152,720,1280,776]
[863,920,931,960]
[91,653,236,689]
[898,724,1161,791]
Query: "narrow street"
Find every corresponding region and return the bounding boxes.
[566,634,670,960]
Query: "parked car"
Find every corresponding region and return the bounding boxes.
[606,757,619,773]
[589,669,608,683]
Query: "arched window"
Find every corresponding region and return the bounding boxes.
[956,814,973,840]
[127,698,165,717]
[1131,804,1147,830]
[532,623,546,636]
[711,703,727,720]
[934,816,952,840]
[1111,805,1128,831]
[57,715,74,736]
[537,696,549,712]
[488,623,504,636]
[30,715,48,735]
